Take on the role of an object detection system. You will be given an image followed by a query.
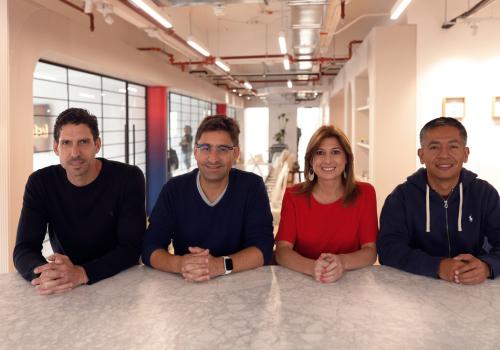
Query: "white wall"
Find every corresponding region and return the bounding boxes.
[244,108,269,163]
[325,25,417,212]
[2,0,244,271]
[329,92,344,130]
[371,25,417,210]
[408,0,500,191]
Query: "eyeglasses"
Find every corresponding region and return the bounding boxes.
[195,143,236,155]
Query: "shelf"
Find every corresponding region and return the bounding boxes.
[356,142,370,150]
[357,105,370,112]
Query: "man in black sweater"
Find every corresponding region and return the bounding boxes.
[143,115,273,282]
[14,108,146,295]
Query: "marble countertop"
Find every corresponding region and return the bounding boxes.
[1,265,499,350]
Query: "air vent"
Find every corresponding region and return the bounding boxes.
[189,70,208,77]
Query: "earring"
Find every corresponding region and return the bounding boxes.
[308,168,315,182]
[343,171,347,179]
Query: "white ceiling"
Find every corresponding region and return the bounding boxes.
[38,0,500,103]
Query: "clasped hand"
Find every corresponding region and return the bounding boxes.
[32,253,88,295]
[313,253,345,283]
[179,247,222,282]
[438,254,490,285]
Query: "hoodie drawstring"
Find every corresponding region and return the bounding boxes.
[426,182,463,233]
[458,182,463,232]
[426,185,430,232]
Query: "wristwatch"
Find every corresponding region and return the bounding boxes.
[223,256,233,275]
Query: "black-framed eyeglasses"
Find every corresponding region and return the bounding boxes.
[195,143,237,155]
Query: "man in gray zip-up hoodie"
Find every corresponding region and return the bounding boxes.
[378,117,500,284]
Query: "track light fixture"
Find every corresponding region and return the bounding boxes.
[187,36,210,57]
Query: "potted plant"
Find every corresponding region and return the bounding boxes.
[273,113,289,144]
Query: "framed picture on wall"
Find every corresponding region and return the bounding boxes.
[493,97,500,118]
[442,97,465,119]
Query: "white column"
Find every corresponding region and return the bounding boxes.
[0,0,11,273]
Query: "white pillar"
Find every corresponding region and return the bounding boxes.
[0,0,11,273]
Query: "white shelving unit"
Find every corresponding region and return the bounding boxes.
[353,71,371,182]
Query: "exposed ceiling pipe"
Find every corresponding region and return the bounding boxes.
[218,73,320,78]
[59,0,95,31]
[137,47,174,62]
[137,39,361,71]
[245,77,320,84]
[123,1,362,94]
[320,0,352,52]
[220,54,285,60]
[442,0,497,29]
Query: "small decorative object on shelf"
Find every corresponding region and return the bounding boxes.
[357,142,370,150]
[273,112,289,144]
[493,97,500,118]
[442,97,465,119]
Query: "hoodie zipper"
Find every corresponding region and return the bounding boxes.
[443,200,452,258]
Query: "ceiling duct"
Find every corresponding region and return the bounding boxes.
[295,91,320,102]
[289,2,326,73]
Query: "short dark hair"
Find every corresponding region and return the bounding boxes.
[53,108,100,142]
[195,115,240,146]
[419,117,467,146]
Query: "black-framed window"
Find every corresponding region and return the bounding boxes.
[33,60,147,177]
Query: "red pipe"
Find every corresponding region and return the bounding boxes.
[220,54,286,60]
[171,57,215,66]
[124,0,362,92]
[347,40,363,58]
[138,47,175,63]
[59,0,94,31]
[245,77,320,84]
[139,43,362,67]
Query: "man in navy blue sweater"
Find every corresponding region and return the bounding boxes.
[378,117,500,284]
[14,108,146,294]
[143,115,273,282]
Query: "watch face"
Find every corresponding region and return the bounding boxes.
[225,257,233,272]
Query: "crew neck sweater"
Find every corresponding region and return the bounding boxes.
[142,168,274,265]
[14,158,146,284]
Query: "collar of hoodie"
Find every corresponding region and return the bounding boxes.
[425,182,463,233]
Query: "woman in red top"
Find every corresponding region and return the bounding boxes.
[275,125,378,283]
